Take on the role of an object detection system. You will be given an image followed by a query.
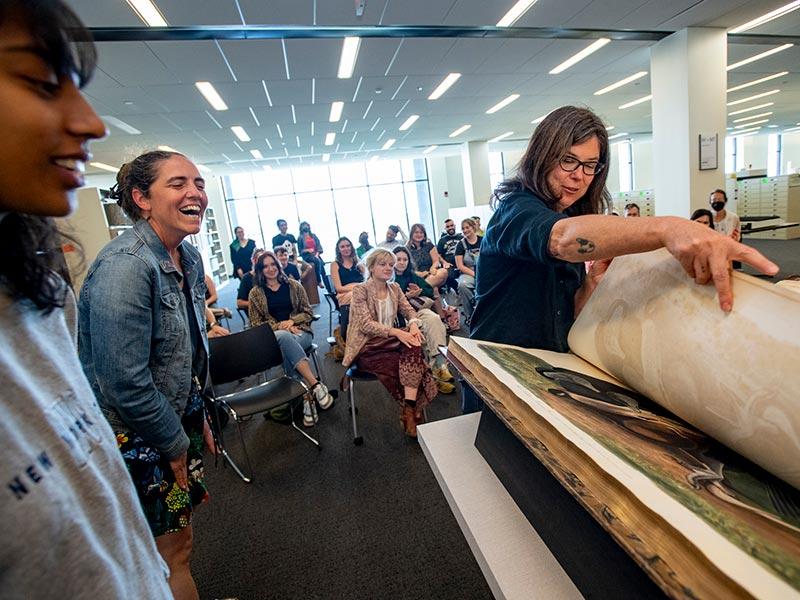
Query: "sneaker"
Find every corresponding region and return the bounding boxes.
[435,365,454,382]
[437,380,455,394]
[312,382,334,410]
[303,397,318,427]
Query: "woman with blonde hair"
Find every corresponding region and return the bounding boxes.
[343,249,437,438]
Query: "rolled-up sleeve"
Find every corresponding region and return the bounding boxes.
[489,194,569,265]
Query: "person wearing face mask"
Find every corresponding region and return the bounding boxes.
[709,189,740,241]
[0,2,172,598]
[298,221,329,292]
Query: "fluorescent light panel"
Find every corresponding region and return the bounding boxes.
[608,132,629,140]
[783,126,800,133]
[618,94,652,110]
[382,138,396,150]
[399,115,419,131]
[422,145,438,154]
[735,119,769,128]
[90,162,119,173]
[732,112,773,123]
[325,132,336,146]
[531,112,550,124]
[729,1,800,33]
[606,125,615,131]
[329,101,344,122]
[231,126,250,142]
[486,94,520,114]
[549,38,610,75]
[726,89,780,106]
[337,37,361,79]
[488,131,514,143]
[449,124,471,138]
[157,145,178,152]
[322,153,331,162]
[195,82,228,111]
[428,73,461,100]
[727,71,788,93]
[497,0,539,26]
[731,127,762,136]
[728,102,774,116]
[594,71,647,95]
[727,44,793,70]
[250,149,263,159]
[102,116,141,135]
[126,0,167,26]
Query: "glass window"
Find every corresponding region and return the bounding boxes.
[369,183,408,238]
[616,141,633,193]
[295,190,339,259]
[253,169,293,196]
[366,159,402,185]
[334,187,374,248]
[226,198,265,248]
[256,195,298,250]
[404,181,433,233]
[225,173,255,199]
[401,158,427,182]
[768,133,780,177]
[291,165,331,193]
[330,162,367,189]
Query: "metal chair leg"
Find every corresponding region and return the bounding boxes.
[291,418,322,450]
[309,348,323,382]
[218,416,254,483]
[350,378,363,446]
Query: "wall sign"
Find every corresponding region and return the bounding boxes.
[699,133,718,170]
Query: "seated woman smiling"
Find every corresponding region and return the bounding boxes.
[342,249,438,438]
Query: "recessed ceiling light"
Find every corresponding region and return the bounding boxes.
[195,82,228,111]
[731,127,762,136]
[488,131,514,143]
[618,94,652,110]
[727,71,789,93]
[90,162,120,173]
[322,153,331,162]
[449,124,471,138]
[549,38,610,75]
[728,102,774,116]
[329,101,344,123]
[338,37,361,79]
[729,1,800,33]
[231,126,250,142]
[732,112,773,123]
[606,125,615,131]
[428,73,461,100]
[531,112,551,124]
[608,132,629,140]
[325,132,336,146]
[486,94,520,114]
[767,124,779,128]
[594,71,648,95]
[735,119,770,128]
[250,149,263,159]
[727,44,793,70]
[102,116,141,135]
[497,0,539,27]
[157,145,178,152]
[422,145,438,154]
[727,89,780,106]
[382,138,396,150]
[399,115,419,131]
[126,0,167,26]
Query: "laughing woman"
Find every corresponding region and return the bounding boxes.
[79,150,216,600]
[0,2,171,598]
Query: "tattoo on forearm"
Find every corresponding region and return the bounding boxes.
[576,237,595,254]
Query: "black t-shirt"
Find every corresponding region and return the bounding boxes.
[469,191,584,352]
[237,272,254,301]
[283,263,300,281]
[265,282,292,322]
[337,261,364,286]
[455,236,482,258]
[437,233,463,264]
[272,233,297,253]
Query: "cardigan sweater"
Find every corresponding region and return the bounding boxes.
[248,278,314,333]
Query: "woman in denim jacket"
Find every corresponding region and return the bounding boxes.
[78,150,217,600]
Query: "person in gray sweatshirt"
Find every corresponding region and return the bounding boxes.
[0,2,172,598]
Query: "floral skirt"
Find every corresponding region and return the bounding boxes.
[116,386,209,537]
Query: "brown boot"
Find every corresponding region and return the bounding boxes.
[402,405,417,438]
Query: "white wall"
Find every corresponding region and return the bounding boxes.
[739,135,769,171]
[426,155,467,237]
[632,139,654,190]
[781,132,800,174]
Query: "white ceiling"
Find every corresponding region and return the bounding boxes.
[65,0,800,175]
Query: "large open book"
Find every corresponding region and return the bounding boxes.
[448,249,800,599]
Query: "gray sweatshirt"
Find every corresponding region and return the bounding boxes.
[0,285,173,599]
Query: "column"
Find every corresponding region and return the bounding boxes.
[651,27,727,217]
[461,140,492,207]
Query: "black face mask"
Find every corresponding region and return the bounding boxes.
[301,227,310,233]
[711,201,725,212]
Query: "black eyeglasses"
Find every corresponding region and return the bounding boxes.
[559,156,605,176]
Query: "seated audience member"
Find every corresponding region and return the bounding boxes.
[230,226,256,279]
[624,203,640,217]
[437,218,463,292]
[376,224,407,250]
[205,307,230,338]
[204,273,232,322]
[342,249,438,438]
[455,218,483,326]
[356,231,373,258]
[329,236,365,340]
[393,248,454,393]
[248,251,334,426]
[298,221,329,291]
[690,208,715,229]
[275,246,301,280]
[272,218,298,258]
[236,248,265,311]
[709,189,740,241]
[407,223,449,290]
[472,215,485,235]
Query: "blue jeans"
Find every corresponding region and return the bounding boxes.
[275,329,313,379]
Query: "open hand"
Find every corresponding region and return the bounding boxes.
[393,327,422,348]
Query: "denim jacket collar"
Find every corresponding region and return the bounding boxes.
[133,219,201,283]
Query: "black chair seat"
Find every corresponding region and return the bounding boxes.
[216,378,308,417]
[346,365,378,380]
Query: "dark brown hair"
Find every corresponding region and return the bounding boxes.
[492,106,611,216]
[0,0,97,312]
[334,236,355,264]
[690,208,715,230]
[392,246,416,273]
[254,251,288,288]
[407,223,429,249]
[109,150,183,221]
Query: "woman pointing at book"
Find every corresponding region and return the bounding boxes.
[469,106,777,352]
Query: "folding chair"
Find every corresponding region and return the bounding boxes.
[208,324,321,483]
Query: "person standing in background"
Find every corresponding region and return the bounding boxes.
[230,225,256,279]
